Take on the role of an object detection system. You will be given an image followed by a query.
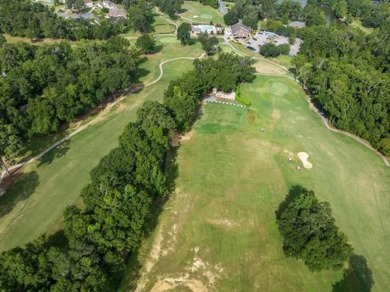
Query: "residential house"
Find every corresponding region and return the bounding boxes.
[84,0,94,8]
[288,21,306,29]
[108,7,127,18]
[98,0,117,9]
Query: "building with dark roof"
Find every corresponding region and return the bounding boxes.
[231,22,251,39]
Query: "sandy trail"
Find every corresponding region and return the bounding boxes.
[298,152,312,169]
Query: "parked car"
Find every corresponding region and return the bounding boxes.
[246,46,256,51]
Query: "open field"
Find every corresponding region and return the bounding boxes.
[0,40,202,251]
[131,76,390,291]
[180,1,224,24]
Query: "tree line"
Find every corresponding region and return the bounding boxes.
[0,53,256,290]
[0,37,141,163]
[0,0,128,41]
[223,0,389,30]
[293,23,390,155]
[223,0,326,29]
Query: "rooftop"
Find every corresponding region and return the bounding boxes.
[231,22,251,34]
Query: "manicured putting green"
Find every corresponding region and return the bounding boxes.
[199,13,213,19]
[269,81,289,96]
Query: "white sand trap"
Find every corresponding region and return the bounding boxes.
[298,152,312,169]
[193,15,199,18]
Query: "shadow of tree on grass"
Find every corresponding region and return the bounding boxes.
[38,139,70,167]
[332,254,374,292]
[0,170,39,219]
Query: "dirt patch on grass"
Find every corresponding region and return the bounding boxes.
[247,110,256,125]
[151,274,207,292]
[272,109,281,120]
[208,218,237,228]
[181,130,194,141]
[254,60,286,75]
[0,169,22,193]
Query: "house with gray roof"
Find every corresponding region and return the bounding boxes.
[288,21,306,28]
[231,22,251,39]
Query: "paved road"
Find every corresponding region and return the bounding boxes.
[218,0,227,15]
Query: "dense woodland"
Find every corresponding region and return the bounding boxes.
[0,0,128,41]
[0,53,255,290]
[223,0,390,30]
[0,37,140,161]
[294,23,390,155]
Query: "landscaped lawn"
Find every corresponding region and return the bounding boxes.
[129,76,390,291]
[181,1,224,24]
[0,41,203,251]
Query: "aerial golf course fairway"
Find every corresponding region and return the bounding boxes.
[131,76,390,291]
[0,40,202,251]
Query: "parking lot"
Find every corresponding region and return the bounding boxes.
[245,31,302,56]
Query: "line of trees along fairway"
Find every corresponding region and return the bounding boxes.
[276,186,353,271]
[0,37,141,164]
[154,0,184,18]
[0,53,255,290]
[293,23,390,155]
[0,0,128,41]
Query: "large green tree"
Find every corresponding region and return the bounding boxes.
[177,23,191,45]
[127,0,154,33]
[135,34,156,54]
[65,0,85,12]
[198,33,219,55]
[276,186,353,271]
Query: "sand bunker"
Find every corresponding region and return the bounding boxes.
[298,152,312,169]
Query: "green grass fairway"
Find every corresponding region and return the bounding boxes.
[181,1,224,24]
[133,76,390,291]
[0,53,199,251]
[138,39,203,84]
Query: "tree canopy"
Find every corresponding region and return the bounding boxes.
[0,0,127,41]
[177,23,192,45]
[198,33,219,55]
[276,186,353,271]
[136,34,156,54]
[294,24,390,155]
[0,37,141,165]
